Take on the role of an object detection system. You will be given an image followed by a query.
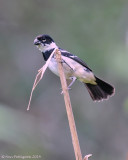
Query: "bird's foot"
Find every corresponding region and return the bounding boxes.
[61,87,72,94]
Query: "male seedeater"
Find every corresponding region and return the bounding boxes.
[34,34,115,101]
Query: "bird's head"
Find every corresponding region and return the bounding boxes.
[34,34,58,53]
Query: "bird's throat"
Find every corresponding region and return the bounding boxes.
[42,49,54,61]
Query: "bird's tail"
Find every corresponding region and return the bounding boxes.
[84,77,115,101]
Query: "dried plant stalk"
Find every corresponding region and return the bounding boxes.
[27,48,56,111]
[55,49,83,160]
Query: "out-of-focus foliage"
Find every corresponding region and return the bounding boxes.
[0,0,128,160]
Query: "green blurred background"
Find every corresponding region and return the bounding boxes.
[0,0,128,160]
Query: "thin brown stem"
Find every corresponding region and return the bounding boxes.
[55,49,82,160]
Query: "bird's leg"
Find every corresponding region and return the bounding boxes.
[61,77,76,94]
[68,77,77,89]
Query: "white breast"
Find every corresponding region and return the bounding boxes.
[48,56,74,78]
[48,57,59,76]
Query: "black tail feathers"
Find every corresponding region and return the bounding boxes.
[85,77,115,101]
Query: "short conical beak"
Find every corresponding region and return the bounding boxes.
[34,38,41,45]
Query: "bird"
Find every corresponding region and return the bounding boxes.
[34,34,115,102]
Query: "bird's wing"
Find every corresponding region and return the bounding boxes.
[59,48,92,71]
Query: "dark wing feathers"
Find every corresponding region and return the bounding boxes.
[60,49,92,71]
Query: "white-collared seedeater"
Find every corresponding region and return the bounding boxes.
[34,34,115,101]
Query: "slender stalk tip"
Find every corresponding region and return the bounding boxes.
[83,154,92,160]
